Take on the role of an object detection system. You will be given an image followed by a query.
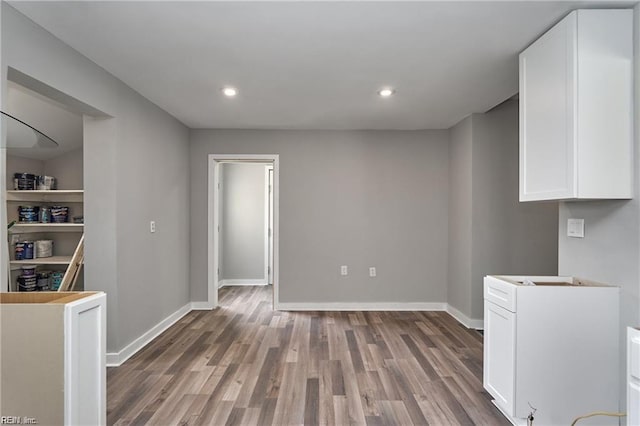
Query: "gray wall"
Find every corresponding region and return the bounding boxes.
[43,148,83,190]
[6,149,83,190]
[190,130,450,304]
[5,154,43,188]
[558,5,640,405]
[448,116,473,317]
[448,101,558,321]
[221,163,266,281]
[470,101,558,319]
[2,4,191,353]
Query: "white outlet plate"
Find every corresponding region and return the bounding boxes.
[150,221,156,233]
[567,218,584,238]
[340,265,348,276]
[369,267,376,277]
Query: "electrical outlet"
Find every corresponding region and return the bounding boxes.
[150,221,156,233]
[369,267,376,277]
[340,265,348,276]
[10,234,20,245]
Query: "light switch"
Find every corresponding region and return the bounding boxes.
[567,218,584,238]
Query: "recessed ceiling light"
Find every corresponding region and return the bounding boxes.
[378,88,394,98]
[222,87,237,97]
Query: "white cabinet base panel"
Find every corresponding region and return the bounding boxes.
[628,327,640,426]
[491,401,527,426]
[1,292,106,425]
[484,276,619,426]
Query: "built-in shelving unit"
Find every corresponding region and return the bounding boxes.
[6,189,84,291]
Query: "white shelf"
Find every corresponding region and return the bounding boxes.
[9,223,84,233]
[9,256,75,271]
[6,190,83,203]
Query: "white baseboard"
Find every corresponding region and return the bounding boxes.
[276,302,483,329]
[445,304,484,330]
[106,302,192,367]
[276,302,447,311]
[191,301,215,310]
[219,279,268,288]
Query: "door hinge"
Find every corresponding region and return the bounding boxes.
[268,266,271,274]
[268,228,272,237]
[218,182,221,189]
[217,268,220,276]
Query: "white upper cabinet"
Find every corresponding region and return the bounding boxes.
[519,10,633,201]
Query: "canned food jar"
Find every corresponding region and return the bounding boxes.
[21,265,37,276]
[18,206,39,223]
[39,206,51,223]
[50,271,64,291]
[15,242,26,260]
[18,275,37,292]
[50,206,69,223]
[36,271,51,291]
[13,173,36,190]
[36,175,56,190]
[16,241,34,260]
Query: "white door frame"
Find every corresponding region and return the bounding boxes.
[208,154,280,309]
[265,165,274,285]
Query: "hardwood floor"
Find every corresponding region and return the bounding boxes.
[107,286,508,425]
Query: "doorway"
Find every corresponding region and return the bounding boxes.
[208,154,279,309]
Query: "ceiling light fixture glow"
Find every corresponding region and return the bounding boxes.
[222,87,237,97]
[378,88,394,98]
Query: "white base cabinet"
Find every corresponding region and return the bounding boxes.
[629,327,640,426]
[519,10,633,201]
[0,292,106,425]
[484,276,619,426]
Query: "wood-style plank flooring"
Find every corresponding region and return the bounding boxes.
[107,286,508,425]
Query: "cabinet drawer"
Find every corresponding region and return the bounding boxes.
[484,276,517,312]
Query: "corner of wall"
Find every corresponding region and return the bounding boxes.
[445,304,484,330]
[0,3,7,293]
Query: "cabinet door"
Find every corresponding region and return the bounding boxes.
[484,301,516,416]
[65,294,106,425]
[519,13,576,201]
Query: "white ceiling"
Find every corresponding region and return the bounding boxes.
[9,1,637,130]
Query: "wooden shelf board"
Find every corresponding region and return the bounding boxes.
[10,256,75,271]
[6,190,83,202]
[8,223,84,233]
